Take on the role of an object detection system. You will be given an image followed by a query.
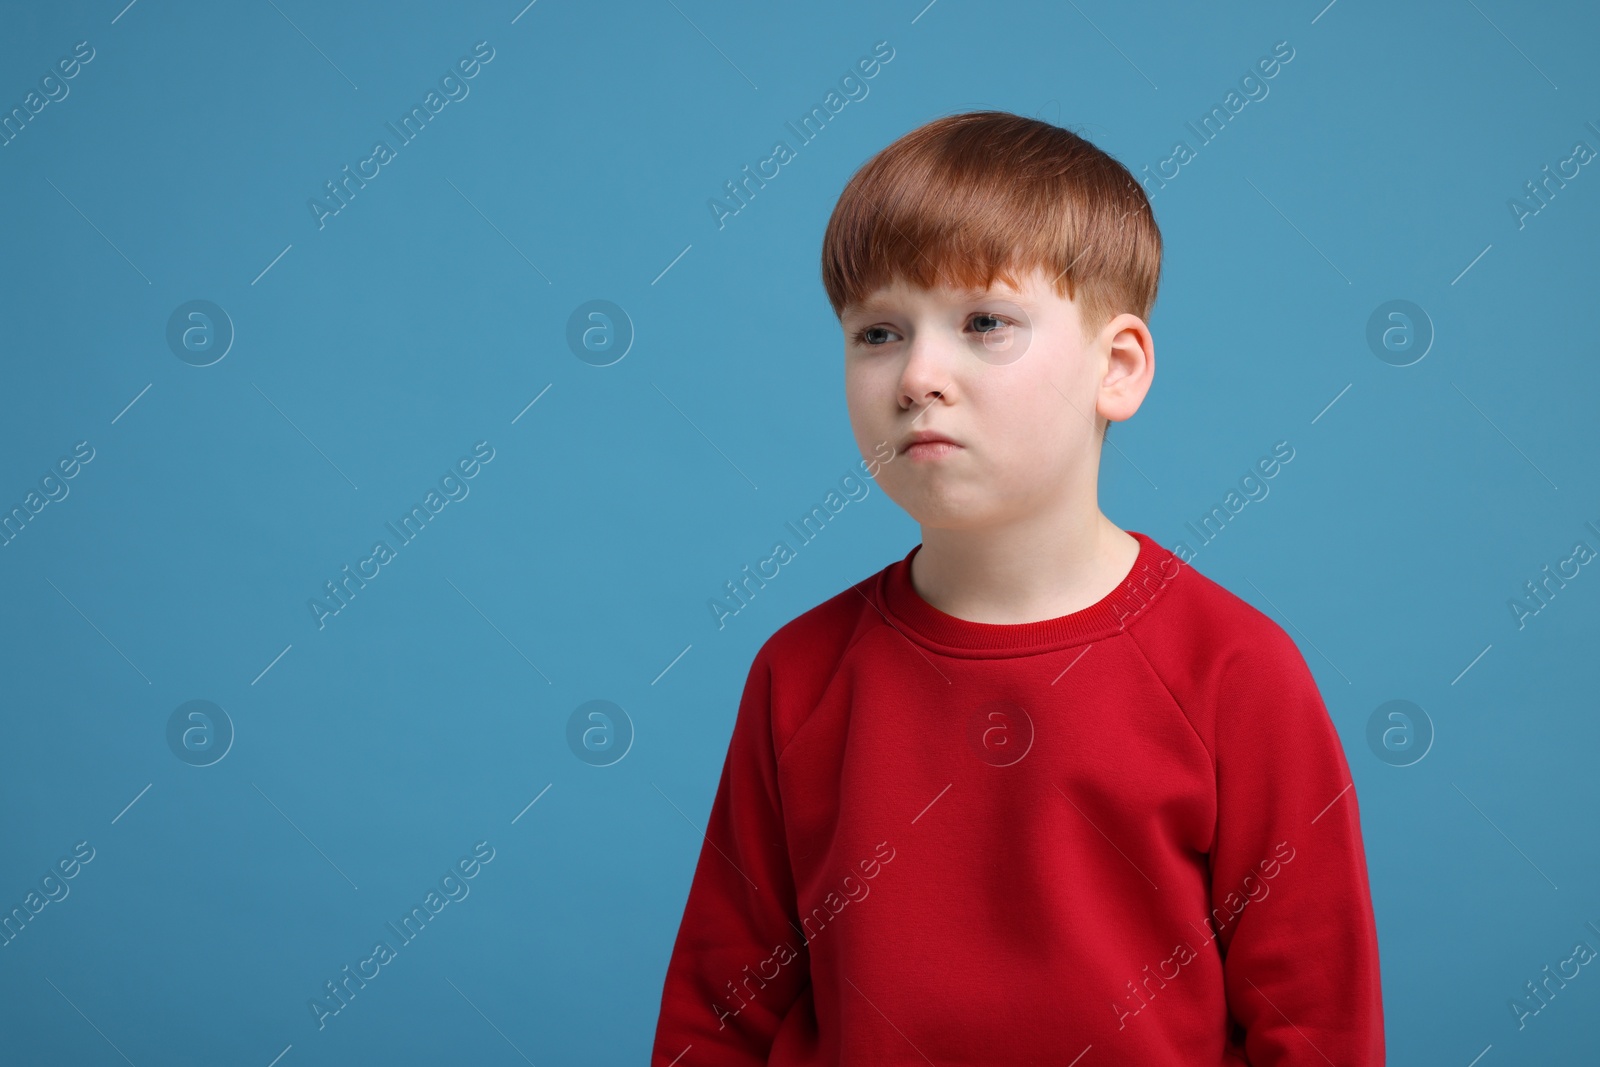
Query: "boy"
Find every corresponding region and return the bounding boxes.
[652,110,1384,1065]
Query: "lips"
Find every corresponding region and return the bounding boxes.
[902,429,963,462]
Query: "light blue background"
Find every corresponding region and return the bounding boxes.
[2,0,1597,1062]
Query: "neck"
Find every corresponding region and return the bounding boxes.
[911,509,1140,626]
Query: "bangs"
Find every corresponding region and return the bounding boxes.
[821,111,1161,338]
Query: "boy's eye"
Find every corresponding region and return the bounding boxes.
[854,325,899,346]
[851,314,1010,347]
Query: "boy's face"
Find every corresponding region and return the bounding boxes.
[841,265,1152,531]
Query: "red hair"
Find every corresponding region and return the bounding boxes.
[821,110,1162,340]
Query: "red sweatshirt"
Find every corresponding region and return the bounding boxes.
[653,531,1384,1066]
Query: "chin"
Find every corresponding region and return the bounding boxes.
[900,492,998,530]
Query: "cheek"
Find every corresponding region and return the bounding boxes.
[843,371,885,441]
[845,360,894,408]
[842,372,869,414]
[995,369,1058,428]
[1027,358,1094,423]
[992,376,1081,459]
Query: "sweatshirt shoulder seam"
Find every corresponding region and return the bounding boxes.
[1125,624,1216,767]
[771,575,880,765]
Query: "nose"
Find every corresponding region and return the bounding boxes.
[898,335,955,411]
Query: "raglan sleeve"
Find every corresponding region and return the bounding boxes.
[1208,623,1385,1065]
[651,643,809,1067]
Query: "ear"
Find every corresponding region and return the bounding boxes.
[1096,314,1154,424]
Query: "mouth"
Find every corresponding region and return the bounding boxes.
[906,441,961,461]
[903,431,962,461]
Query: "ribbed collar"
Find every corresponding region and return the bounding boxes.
[874,530,1182,657]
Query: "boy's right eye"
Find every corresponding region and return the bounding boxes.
[852,325,901,346]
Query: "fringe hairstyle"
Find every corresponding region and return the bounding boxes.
[821,110,1162,343]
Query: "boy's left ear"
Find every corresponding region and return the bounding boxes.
[1096,314,1154,424]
